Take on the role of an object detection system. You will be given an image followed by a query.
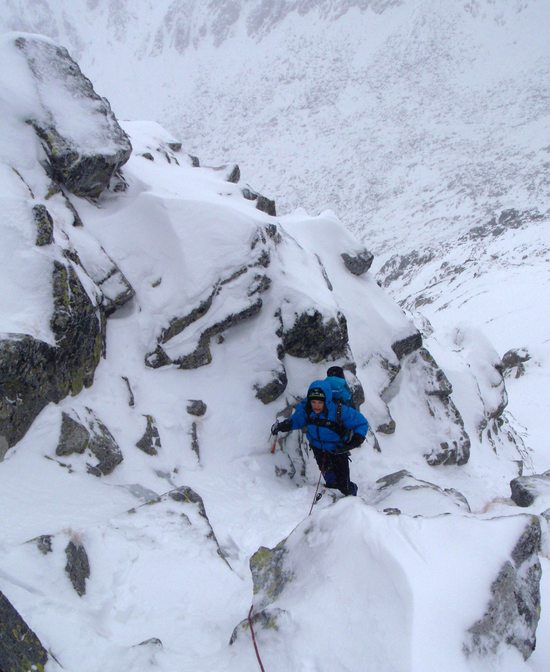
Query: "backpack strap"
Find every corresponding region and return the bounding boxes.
[309,402,346,438]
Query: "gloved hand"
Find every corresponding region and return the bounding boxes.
[271,419,292,435]
[345,433,365,449]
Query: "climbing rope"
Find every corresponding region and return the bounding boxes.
[248,605,267,672]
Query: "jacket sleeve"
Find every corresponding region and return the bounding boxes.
[289,400,308,430]
[341,406,369,437]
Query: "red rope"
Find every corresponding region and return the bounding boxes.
[248,605,267,672]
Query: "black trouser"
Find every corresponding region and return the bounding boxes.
[311,447,355,495]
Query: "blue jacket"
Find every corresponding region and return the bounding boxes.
[325,375,353,405]
[289,379,369,453]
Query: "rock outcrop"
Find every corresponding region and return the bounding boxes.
[0,591,49,672]
[510,471,550,508]
[15,34,132,199]
[56,407,123,476]
[464,516,542,660]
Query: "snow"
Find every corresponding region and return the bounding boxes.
[0,4,549,672]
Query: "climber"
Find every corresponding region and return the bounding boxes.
[271,379,369,496]
[325,365,354,407]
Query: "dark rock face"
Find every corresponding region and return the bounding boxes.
[467,208,544,241]
[391,331,423,360]
[56,408,123,476]
[1,249,104,452]
[65,540,90,596]
[186,400,207,417]
[136,414,162,455]
[57,412,90,456]
[147,254,269,370]
[51,261,103,396]
[410,348,470,466]
[242,186,277,215]
[464,517,542,661]
[254,367,288,404]
[226,164,240,183]
[501,348,531,379]
[341,248,374,276]
[0,590,49,672]
[33,204,53,246]
[510,471,550,507]
[0,334,57,448]
[280,310,350,362]
[15,35,132,199]
[378,249,436,288]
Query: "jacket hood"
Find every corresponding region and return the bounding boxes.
[307,379,333,404]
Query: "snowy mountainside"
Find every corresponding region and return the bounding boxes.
[2,0,549,463]
[0,26,549,672]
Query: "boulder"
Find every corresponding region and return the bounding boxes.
[186,400,207,417]
[391,331,423,360]
[373,469,471,515]
[341,248,374,276]
[15,34,132,199]
[242,186,277,216]
[501,347,531,379]
[510,471,550,508]
[56,407,123,476]
[254,367,288,404]
[65,540,91,596]
[0,590,49,672]
[135,414,162,455]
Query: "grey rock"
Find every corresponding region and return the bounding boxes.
[242,186,277,215]
[35,535,53,555]
[341,248,374,275]
[254,367,288,404]
[250,539,292,611]
[65,540,90,596]
[464,517,541,661]
[378,249,436,288]
[190,422,200,460]
[501,348,531,379]
[167,487,230,567]
[374,469,471,513]
[15,35,131,199]
[0,590,49,672]
[280,309,350,363]
[56,408,122,476]
[186,400,207,417]
[57,412,90,456]
[1,248,105,451]
[405,348,470,466]
[391,331,423,360]
[51,260,104,396]
[136,415,162,455]
[510,471,550,508]
[229,607,286,645]
[122,376,135,407]
[84,410,123,476]
[33,204,53,246]
[226,164,240,183]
